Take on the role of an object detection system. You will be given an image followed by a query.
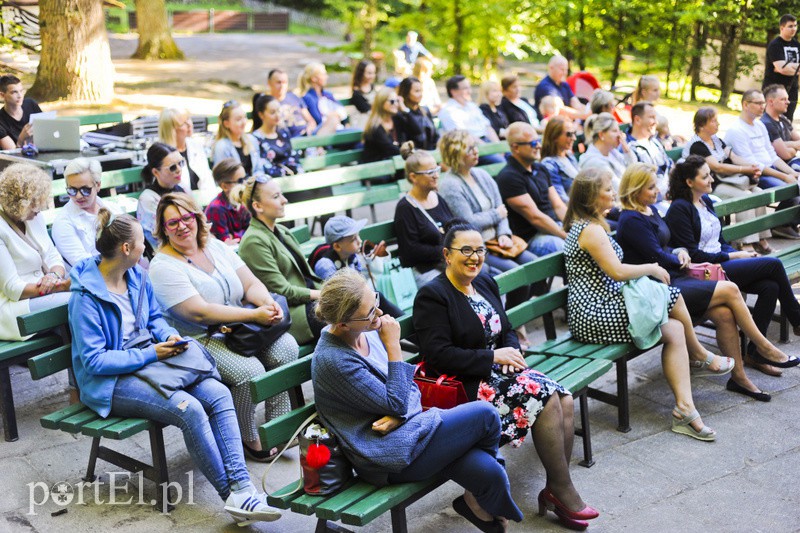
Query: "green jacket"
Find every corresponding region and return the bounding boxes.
[239,218,322,344]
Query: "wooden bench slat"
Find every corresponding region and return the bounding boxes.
[714,183,798,217]
[17,305,69,337]
[100,418,152,439]
[559,360,614,392]
[722,205,800,242]
[506,289,568,329]
[292,131,363,150]
[0,335,60,362]
[41,404,88,430]
[275,160,396,193]
[259,404,316,450]
[496,252,564,294]
[81,416,127,437]
[314,480,382,520]
[59,409,102,433]
[280,184,400,222]
[251,357,312,404]
[289,491,329,515]
[301,149,363,171]
[28,346,72,380]
[339,477,444,526]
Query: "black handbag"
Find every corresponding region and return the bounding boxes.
[208,294,292,357]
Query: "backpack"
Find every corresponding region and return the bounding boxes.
[308,243,334,271]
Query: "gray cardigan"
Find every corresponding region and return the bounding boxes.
[311,330,442,485]
[438,167,511,240]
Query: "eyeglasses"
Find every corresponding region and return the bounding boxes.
[160,159,186,173]
[66,186,94,197]
[746,100,766,106]
[412,166,441,176]
[249,174,271,199]
[466,145,479,154]
[448,246,488,258]
[163,212,197,231]
[349,292,381,322]
[514,139,541,149]
[223,100,239,108]
[223,177,246,184]
[565,131,577,138]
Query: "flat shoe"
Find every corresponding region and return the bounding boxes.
[726,378,771,402]
[690,352,734,377]
[750,350,800,369]
[752,242,774,255]
[453,495,504,533]
[743,354,783,377]
[671,407,715,442]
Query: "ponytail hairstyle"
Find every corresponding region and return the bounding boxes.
[141,142,178,185]
[95,209,139,259]
[230,174,272,217]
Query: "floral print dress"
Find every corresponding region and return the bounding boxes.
[467,292,569,447]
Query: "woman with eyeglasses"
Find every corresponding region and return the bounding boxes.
[52,157,123,268]
[394,142,454,287]
[204,159,251,245]
[136,142,187,249]
[212,100,262,177]
[540,117,580,204]
[413,220,597,531]
[158,107,214,193]
[313,268,523,532]
[149,192,299,461]
[395,76,439,150]
[362,88,402,165]
[236,175,325,345]
[0,163,71,340]
[578,113,635,191]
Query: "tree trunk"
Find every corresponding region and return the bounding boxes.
[28,0,114,103]
[609,13,625,87]
[361,0,377,56]
[132,0,184,60]
[717,7,749,107]
[452,0,464,75]
[576,2,586,71]
[689,21,706,101]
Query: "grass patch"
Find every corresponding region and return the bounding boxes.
[289,22,321,35]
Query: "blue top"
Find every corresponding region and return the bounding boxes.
[69,257,178,418]
[664,196,735,263]
[212,136,264,175]
[616,209,683,272]
[302,88,343,128]
[311,329,441,485]
[533,76,575,119]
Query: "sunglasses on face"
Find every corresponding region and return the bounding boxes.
[449,246,487,258]
[388,98,400,105]
[349,292,381,322]
[514,139,541,149]
[223,99,239,108]
[160,159,186,173]
[413,166,441,176]
[565,131,577,138]
[163,212,197,231]
[66,186,94,197]
[223,176,247,185]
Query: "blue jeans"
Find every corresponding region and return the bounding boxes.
[111,375,250,500]
[528,233,565,257]
[388,402,523,522]
[485,249,538,308]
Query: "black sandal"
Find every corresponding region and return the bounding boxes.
[452,495,504,533]
[242,441,279,463]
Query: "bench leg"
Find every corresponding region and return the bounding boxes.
[315,519,355,533]
[576,392,595,468]
[149,425,174,513]
[780,308,789,342]
[390,507,409,533]
[83,437,101,482]
[0,366,18,442]
[615,360,631,433]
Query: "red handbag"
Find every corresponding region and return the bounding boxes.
[413,362,469,410]
[686,262,728,282]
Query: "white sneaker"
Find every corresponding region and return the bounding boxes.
[224,486,281,526]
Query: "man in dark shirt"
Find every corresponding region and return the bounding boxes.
[0,74,42,149]
[762,84,800,170]
[496,121,567,256]
[533,56,589,121]
[763,14,800,121]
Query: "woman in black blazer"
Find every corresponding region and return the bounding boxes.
[499,75,539,127]
[412,220,598,530]
[665,155,800,372]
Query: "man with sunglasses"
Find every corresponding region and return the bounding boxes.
[51,157,122,268]
[496,122,567,257]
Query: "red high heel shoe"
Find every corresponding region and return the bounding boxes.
[538,488,599,521]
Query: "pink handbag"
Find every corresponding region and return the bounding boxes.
[686,262,728,281]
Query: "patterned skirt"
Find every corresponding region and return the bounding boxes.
[478,365,570,448]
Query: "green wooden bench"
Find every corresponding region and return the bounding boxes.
[73,112,124,129]
[20,306,176,511]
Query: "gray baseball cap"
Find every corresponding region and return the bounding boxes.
[324,216,368,244]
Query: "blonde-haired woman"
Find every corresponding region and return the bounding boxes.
[362,87,401,164]
[564,168,729,441]
[478,80,509,139]
[632,75,661,105]
[158,107,213,192]
[578,112,635,190]
[412,56,441,115]
[0,163,71,340]
[212,100,262,176]
[299,62,347,132]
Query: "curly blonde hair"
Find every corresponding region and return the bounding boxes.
[0,163,52,221]
[438,129,474,171]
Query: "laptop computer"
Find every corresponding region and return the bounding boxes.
[31,118,81,152]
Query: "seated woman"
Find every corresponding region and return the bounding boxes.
[478,80,509,140]
[437,130,537,310]
[413,221,598,531]
[136,142,186,249]
[204,159,251,245]
[412,56,441,116]
[70,210,280,524]
[395,76,439,150]
[631,75,661,105]
[212,100,262,176]
[0,163,71,341]
[252,94,303,177]
[499,75,540,130]
[362,88,401,164]
[158,107,214,192]
[540,116,579,203]
[236,176,324,346]
[394,142,454,287]
[312,268,523,531]
[149,192,299,460]
[349,59,377,129]
[52,157,122,268]
[683,107,771,254]
[565,167,729,441]
[617,164,786,400]
[578,113,635,191]
[299,62,347,132]
[665,155,800,373]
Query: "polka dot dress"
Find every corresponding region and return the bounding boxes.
[564,220,679,344]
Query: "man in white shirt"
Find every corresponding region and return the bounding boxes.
[725,89,800,239]
[627,101,673,201]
